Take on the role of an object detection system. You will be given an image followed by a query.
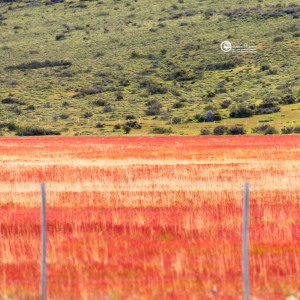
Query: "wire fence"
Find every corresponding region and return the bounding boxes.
[34,182,251,300]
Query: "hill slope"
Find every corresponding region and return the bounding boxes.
[0,0,299,135]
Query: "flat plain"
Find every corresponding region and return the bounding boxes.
[0,135,299,299]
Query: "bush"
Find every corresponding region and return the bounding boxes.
[83,112,93,118]
[44,102,51,108]
[255,99,281,114]
[171,117,182,124]
[273,36,284,42]
[172,101,184,108]
[16,127,61,136]
[0,122,17,131]
[261,65,271,71]
[230,104,253,118]
[200,128,211,135]
[130,51,140,59]
[204,58,243,71]
[125,120,141,129]
[55,34,65,41]
[148,84,168,95]
[220,99,232,109]
[26,105,35,110]
[213,125,228,135]
[114,124,121,130]
[92,99,107,106]
[294,126,300,133]
[79,85,103,96]
[257,98,278,109]
[103,105,113,113]
[166,69,196,82]
[194,114,204,122]
[123,125,131,134]
[145,100,162,116]
[255,107,280,114]
[281,127,294,134]
[60,113,69,119]
[204,110,222,122]
[115,92,123,101]
[125,115,135,120]
[227,125,246,135]
[95,123,105,128]
[1,97,18,104]
[62,101,70,107]
[280,94,296,104]
[119,79,130,86]
[252,124,278,135]
[5,60,72,70]
[152,127,172,134]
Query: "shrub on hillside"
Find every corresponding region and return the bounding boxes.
[227,125,246,135]
[204,58,243,71]
[5,60,72,70]
[92,99,107,106]
[125,115,135,120]
[79,85,103,96]
[1,97,18,104]
[171,117,182,124]
[281,127,294,134]
[103,105,113,113]
[172,101,184,108]
[26,105,35,110]
[0,122,17,131]
[260,65,271,71]
[44,102,51,108]
[60,113,69,119]
[294,126,300,133]
[220,99,232,108]
[123,125,131,134]
[204,110,222,122]
[152,127,172,134]
[273,36,284,42]
[255,99,281,114]
[230,104,253,118]
[252,124,278,134]
[200,128,211,135]
[145,100,162,116]
[95,123,105,128]
[280,94,296,104]
[125,120,141,129]
[213,125,228,135]
[55,34,66,41]
[16,127,61,136]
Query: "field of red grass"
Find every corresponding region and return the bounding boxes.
[0,135,299,299]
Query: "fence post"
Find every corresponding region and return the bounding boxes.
[242,182,250,300]
[40,183,47,300]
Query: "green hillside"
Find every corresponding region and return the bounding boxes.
[0,0,299,135]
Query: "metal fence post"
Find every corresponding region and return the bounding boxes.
[242,182,250,300]
[40,183,47,300]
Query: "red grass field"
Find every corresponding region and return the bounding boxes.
[0,135,299,299]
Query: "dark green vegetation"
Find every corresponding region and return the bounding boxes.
[0,0,299,135]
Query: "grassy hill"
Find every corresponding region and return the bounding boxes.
[0,0,299,135]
